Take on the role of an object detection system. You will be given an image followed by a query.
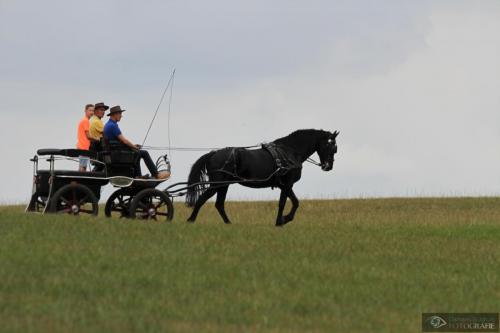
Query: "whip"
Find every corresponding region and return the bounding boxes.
[141,69,176,148]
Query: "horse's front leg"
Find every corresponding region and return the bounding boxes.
[275,189,288,226]
[283,188,299,224]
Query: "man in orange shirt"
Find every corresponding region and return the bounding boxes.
[77,104,94,171]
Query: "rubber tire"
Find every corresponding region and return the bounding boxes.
[104,189,132,218]
[48,183,99,216]
[129,188,174,221]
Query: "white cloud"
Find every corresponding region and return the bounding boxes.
[1,1,499,203]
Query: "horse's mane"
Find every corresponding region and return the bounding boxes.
[273,129,328,148]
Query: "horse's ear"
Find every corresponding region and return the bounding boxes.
[333,130,340,138]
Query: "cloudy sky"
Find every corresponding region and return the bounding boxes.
[1,0,499,203]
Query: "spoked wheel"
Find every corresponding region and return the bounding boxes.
[48,184,99,216]
[129,189,174,221]
[105,189,132,218]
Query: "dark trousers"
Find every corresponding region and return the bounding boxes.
[90,140,105,172]
[89,140,102,152]
[138,150,158,177]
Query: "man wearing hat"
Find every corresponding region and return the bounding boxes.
[104,106,170,180]
[89,102,109,151]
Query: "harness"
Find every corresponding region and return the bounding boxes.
[216,148,241,178]
[262,143,301,175]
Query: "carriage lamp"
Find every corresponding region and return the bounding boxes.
[109,176,134,188]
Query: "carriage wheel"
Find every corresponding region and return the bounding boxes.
[48,184,99,216]
[105,189,132,218]
[129,189,174,221]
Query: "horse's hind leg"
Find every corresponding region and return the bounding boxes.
[215,186,231,224]
[187,187,217,223]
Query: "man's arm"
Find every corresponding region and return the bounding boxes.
[84,121,94,141]
[85,130,94,141]
[117,134,139,150]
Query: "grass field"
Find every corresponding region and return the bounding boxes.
[0,198,499,332]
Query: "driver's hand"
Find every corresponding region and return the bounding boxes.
[135,144,142,149]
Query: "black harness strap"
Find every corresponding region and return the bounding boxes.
[262,143,300,175]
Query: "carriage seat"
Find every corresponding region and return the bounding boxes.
[37,170,106,178]
[99,150,138,165]
[37,148,96,158]
[98,149,140,178]
[34,170,108,197]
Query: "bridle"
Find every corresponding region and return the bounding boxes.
[307,138,337,169]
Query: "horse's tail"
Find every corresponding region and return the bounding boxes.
[186,151,216,207]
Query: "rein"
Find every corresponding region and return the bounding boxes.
[143,145,325,168]
[141,145,260,152]
[306,157,323,167]
[142,146,222,152]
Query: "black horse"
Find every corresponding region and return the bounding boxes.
[185,129,339,226]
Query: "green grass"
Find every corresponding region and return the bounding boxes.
[0,198,499,332]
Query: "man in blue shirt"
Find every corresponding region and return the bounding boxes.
[103,106,170,180]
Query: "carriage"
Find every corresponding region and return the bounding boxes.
[26,129,339,225]
[26,147,175,220]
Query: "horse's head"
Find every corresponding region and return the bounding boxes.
[317,130,339,171]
